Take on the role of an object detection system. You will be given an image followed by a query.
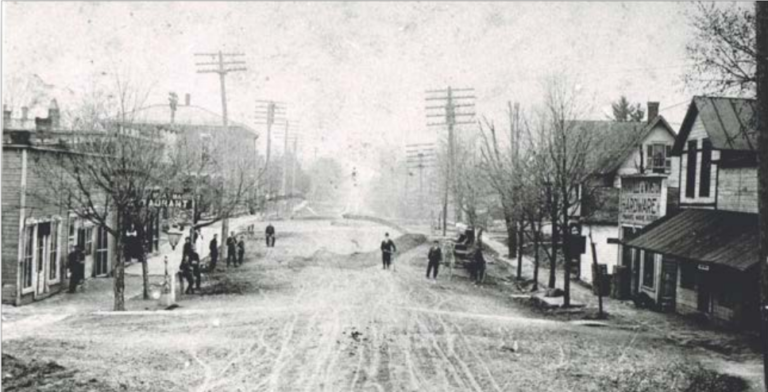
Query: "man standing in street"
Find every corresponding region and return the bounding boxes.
[427,240,442,281]
[67,244,85,293]
[209,234,219,271]
[381,232,396,270]
[237,236,245,266]
[265,223,276,247]
[189,250,202,291]
[473,244,486,285]
[227,232,237,268]
[182,237,193,263]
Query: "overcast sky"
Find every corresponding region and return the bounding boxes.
[4,2,701,174]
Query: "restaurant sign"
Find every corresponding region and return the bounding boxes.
[619,177,665,226]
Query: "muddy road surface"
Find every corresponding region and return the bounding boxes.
[2,220,722,392]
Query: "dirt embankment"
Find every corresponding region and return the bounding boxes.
[2,354,121,392]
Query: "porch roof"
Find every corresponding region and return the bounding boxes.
[624,209,759,271]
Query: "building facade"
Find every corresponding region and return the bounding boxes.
[2,103,117,305]
[623,96,760,328]
[575,103,678,284]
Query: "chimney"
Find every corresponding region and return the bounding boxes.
[647,102,659,123]
[3,105,11,126]
[21,106,29,122]
[185,93,191,106]
[49,99,60,129]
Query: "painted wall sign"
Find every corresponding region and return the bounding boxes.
[619,177,665,226]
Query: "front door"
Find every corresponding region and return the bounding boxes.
[697,268,712,314]
[94,226,109,276]
[660,258,678,312]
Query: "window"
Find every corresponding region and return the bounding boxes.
[36,223,50,279]
[646,144,669,173]
[685,140,697,198]
[680,262,696,290]
[200,133,212,162]
[699,138,712,197]
[665,145,672,172]
[68,221,76,249]
[22,226,34,289]
[49,222,59,281]
[83,227,94,255]
[95,226,109,276]
[642,251,655,289]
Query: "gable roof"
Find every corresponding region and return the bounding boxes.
[671,96,758,155]
[574,115,676,176]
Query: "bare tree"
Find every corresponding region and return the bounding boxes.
[686,2,756,95]
[30,75,183,310]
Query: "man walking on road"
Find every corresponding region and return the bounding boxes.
[227,232,237,268]
[209,234,218,271]
[381,233,396,270]
[190,250,202,291]
[67,245,85,293]
[427,240,442,281]
[265,223,276,247]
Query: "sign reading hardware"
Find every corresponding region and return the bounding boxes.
[619,177,663,226]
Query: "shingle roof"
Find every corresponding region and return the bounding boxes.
[624,209,759,271]
[573,116,675,175]
[671,96,758,155]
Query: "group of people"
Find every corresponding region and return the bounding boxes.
[381,230,486,285]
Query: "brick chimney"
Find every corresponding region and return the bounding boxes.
[49,99,60,129]
[185,93,191,106]
[3,105,11,125]
[647,101,659,123]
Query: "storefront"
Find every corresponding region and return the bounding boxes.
[624,209,759,328]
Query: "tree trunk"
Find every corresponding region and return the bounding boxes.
[533,221,540,292]
[113,234,125,311]
[755,1,768,387]
[548,189,559,289]
[562,183,571,307]
[140,251,149,300]
[502,199,517,258]
[516,221,524,279]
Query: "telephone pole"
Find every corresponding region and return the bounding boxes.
[755,1,768,387]
[195,50,246,261]
[255,100,287,217]
[426,87,476,236]
[406,143,436,221]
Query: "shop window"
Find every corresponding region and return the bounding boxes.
[22,226,34,289]
[699,138,712,197]
[95,226,109,276]
[680,262,696,290]
[84,227,94,255]
[49,222,59,281]
[685,140,697,198]
[642,251,655,289]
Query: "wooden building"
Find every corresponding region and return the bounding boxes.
[2,103,117,305]
[623,96,760,328]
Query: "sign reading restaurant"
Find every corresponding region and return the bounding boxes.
[619,176,666,227]
[141,191,193,209]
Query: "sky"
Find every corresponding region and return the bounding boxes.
[3,2,703,177]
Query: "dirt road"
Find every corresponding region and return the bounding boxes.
[1,220,736,391]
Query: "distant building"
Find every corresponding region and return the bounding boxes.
[573,102,678,284]
[623,96,760,328]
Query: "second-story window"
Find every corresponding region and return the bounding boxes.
[685,140,697,198]
[646,143,671,173]
[699,138,712,197]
